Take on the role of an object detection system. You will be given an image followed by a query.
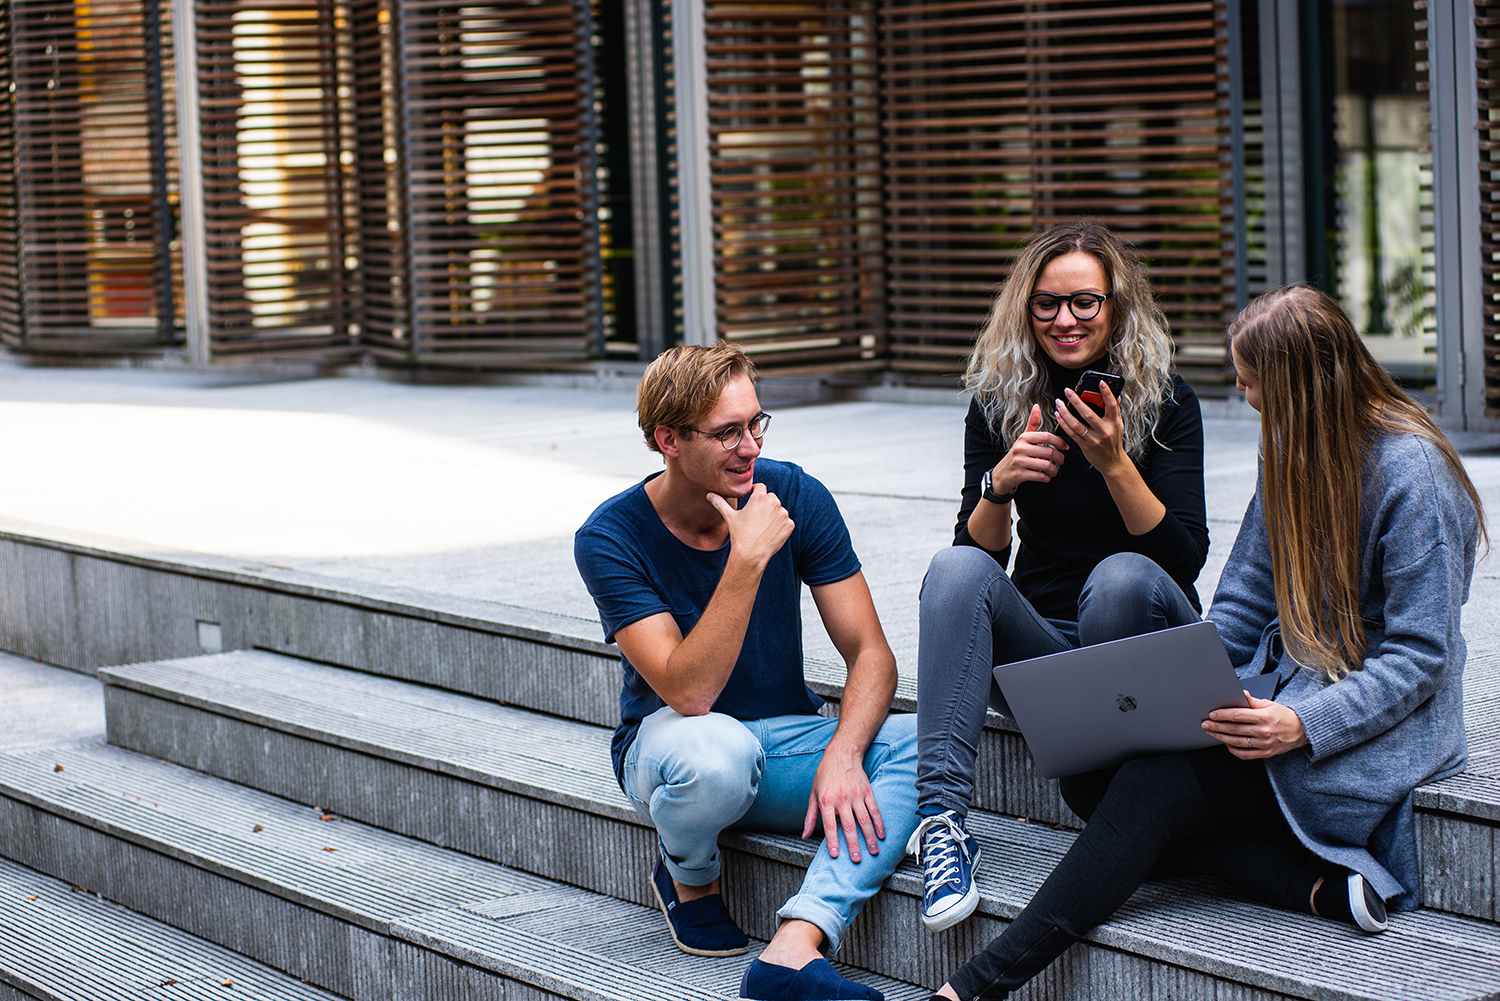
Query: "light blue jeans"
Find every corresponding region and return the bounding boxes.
[916,547,1199,815]
[622,708,919,953]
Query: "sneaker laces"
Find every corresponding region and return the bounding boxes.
[908,812,971,892]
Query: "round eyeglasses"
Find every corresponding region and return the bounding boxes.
[1028,290,1111,322]
[690,412,771,450]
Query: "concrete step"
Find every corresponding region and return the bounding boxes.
[0,523,1060,824]
[0,855,339,1001]
[20,522,1498,891]
[95,650,1500,1000]
[0,743,928,1001]
[98,649,1500,924]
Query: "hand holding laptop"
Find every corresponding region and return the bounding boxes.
[993,621,1281,779]
[1202,693,1308,760]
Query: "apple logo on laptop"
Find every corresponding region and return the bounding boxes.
[1116,695,1138,713]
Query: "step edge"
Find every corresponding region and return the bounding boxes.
[25,740,1496,1001]
[0,523,614,658]
[100,667,640,824]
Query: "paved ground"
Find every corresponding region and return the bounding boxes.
[0,650,104,752]
[0,357,1497,746]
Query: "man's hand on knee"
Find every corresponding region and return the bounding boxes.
[802,745,884,862]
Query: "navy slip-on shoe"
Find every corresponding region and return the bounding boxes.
[651,857,750,957]
[739,958,884,1001]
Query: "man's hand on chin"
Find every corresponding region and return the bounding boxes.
[802,743,884,863]
[708,484,794,567]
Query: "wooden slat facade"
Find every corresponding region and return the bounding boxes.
[373,0,601,364]
[5,0,179,351]
[879,0,1233,378]
[879,0,1037,374]
[704,0,887,369]
[0,0,1239,377]
[349,0,409,348]
[1479,0,1500,414]
[195,0,359,356]
[0,0,19,343]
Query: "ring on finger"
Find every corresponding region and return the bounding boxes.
[1245,737,1252,748]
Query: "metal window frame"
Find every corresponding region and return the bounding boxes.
[1257,0,1491,429]
[173,0,210,365]
[625,0,671,359]
[1229,0,1251,310]
[671,0,715,347]
[1258,0,1306,288]
[1427,0,1491,429]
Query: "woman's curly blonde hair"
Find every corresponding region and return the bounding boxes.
[965,219,1175,460]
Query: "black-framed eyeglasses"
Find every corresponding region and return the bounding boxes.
[690,412,772,450]
[1028,290,1111,322]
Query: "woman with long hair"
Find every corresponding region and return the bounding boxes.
[925,285,1486,1000]
[909,220,1209,930]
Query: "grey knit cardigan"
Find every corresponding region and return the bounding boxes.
[1206,432,1480,911]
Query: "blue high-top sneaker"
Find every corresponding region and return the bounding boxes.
[907,810,981,931]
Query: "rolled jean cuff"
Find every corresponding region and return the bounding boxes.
[776,892,847,954]
[660,840,721,887]
[618,797,721,886]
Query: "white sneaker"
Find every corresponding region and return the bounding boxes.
[1348,873,1388,933]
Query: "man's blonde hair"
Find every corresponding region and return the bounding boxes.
[637,342,758,453]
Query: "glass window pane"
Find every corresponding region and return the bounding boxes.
[1328,0,1435,382]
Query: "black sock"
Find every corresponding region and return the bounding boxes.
[1312,871,1353,924]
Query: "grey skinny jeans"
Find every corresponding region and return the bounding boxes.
[915,546,1199,815]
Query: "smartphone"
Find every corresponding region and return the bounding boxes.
[1074,370,1125,415]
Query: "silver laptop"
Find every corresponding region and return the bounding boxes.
[992,620,1269,779]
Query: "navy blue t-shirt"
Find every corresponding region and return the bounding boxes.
[574,458,861,785]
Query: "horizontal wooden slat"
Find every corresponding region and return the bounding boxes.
[877,0,1232,375]
[376,0,599,357]
[704,0,885,365]
[6,0,178,349]
[194,0,357,354]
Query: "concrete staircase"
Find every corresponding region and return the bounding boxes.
[0,530,1499,999]
[0,854,340,1001]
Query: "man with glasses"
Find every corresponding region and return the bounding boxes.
[575,342,917,1001]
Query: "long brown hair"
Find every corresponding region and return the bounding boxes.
[965,219,1175,459]
[1228,286,1487,680]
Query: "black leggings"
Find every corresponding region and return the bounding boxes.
[947,746,1333,1001]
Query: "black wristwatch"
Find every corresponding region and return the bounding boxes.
[981,468,1015,506]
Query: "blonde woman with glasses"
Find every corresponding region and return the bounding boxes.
[909,220,1210,931]
[924,285,1485,1001]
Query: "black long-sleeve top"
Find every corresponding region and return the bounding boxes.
[953,358,1210,620]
